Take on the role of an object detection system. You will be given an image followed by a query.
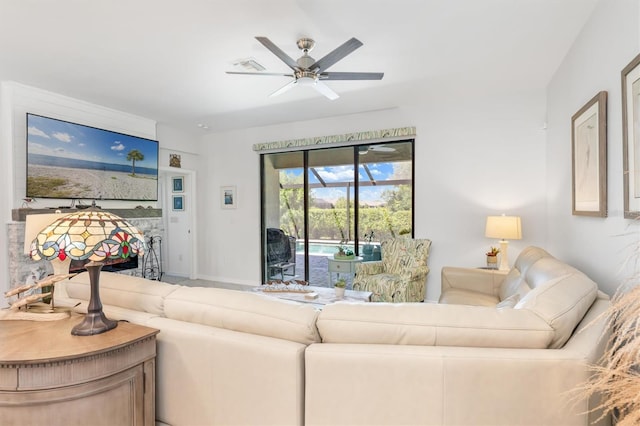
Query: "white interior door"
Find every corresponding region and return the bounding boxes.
[161,169,196,278]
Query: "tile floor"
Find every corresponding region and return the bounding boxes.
[161,254,350,291]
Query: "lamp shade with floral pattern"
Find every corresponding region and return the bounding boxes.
[29,209,145,262]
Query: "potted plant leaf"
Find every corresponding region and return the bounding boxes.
[335,240,355,260]
[334,278,347,298]
[486,246,500,269]
[362,230,375,260]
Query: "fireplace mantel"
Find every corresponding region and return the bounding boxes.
[12,208,162,222]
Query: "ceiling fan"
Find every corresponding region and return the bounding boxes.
[359,145,396,155]
[226,36,384,100]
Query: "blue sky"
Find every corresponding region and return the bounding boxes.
[285,162,408,203]
[27,114,158,168]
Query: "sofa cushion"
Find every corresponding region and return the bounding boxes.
[66,271,178,315]
[148,316,308,426]
[512,246,551,277]
[438,289,499,306]
[163,286,321,345]
[317,302,554,349]
[514,261,598,348]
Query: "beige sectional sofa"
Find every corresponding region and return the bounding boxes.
[54,246,610,426]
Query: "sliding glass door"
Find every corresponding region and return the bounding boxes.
[306,147,355,286]
[261,151,305,283]
[261,140,414,286]
[357,143,413,262]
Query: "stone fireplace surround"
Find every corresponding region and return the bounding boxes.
[7,208,164,288]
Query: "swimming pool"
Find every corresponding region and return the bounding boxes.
[295,241,379,256]
[296,241,346,256]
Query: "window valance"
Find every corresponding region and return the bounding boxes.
[252,126,416,153]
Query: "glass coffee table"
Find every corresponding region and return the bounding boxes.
[254,284,372,307]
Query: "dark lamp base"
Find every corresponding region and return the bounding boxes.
[71,312,118,336]
[71,261,118,336]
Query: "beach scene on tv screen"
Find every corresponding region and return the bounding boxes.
[26,114,159,201]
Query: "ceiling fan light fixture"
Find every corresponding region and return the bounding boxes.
[297,76,316,86]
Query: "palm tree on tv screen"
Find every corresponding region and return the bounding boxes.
[127,149,144,176]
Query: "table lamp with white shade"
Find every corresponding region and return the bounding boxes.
[485,215,522,271]
[29,209,146,336]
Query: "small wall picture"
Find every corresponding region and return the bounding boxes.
[172,176,184,193]
[169,153,182,168]
[172,195,184,211]
[221,185,236,209]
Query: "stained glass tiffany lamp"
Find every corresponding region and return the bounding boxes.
[30,209,145,336]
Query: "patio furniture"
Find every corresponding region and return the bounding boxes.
[266,228,296,279]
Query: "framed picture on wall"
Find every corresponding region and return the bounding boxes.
[169,153,182,168]
[172,176,184,193]
[623,53,640,218]
[221,185,236,209]
[172,195,184,211]
[571,91,607,217]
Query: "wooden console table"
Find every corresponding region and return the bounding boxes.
[0,315,159,425]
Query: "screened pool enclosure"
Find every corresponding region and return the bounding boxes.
[260,139,415,287]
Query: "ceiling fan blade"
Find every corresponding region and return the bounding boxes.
[226,71,293,77]
[320,71,384,80]
[313,81,339,100]
[269,80,297,97]
[255,36,299,70]
[369,145,396,152]
[309,37,363,73]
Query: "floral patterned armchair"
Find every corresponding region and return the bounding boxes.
[352,238,432,302]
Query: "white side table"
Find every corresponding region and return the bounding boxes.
[327,256,363,288]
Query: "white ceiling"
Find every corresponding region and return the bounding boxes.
[0,0,598,134]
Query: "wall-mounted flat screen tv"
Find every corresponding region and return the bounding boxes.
[26,113,159,201]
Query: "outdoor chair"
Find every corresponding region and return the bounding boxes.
[266,228,296,279]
